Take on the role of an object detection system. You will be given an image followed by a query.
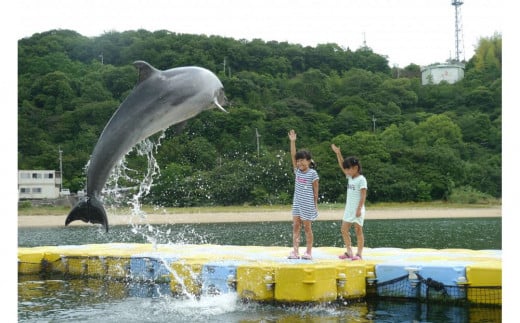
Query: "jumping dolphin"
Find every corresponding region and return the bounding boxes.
[65,60,227,232]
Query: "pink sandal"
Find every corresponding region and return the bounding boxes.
[339,252,352,259]
[339,252,362,260]
[288,251,300,259]
[302,252,312,260]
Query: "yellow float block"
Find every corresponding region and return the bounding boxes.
[274,263,338,302]
[89,244,149,278]
[336,262,367,300]
[466,260,502,305]
[41,245,95,274]
[61,256,108,276]
[52,256,102,277]
[170,259,207,296]
[236,262,276,301]
[18,246,63,274]
[104,257,131,278]
[84,256,109,277]
[67,257,89,275]
[50,245,101,275]
[18,247,46,274]
[44,243,148,277]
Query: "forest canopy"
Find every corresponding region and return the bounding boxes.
[18,29,502,206]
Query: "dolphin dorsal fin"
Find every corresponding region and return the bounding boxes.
[133,61,159,85]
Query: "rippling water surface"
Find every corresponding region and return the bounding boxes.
[19,217,501,249]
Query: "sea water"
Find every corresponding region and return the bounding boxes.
[18,217,501,249]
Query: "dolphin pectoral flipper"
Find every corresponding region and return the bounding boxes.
[65,196,109,232]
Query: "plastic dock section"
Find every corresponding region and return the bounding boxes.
[18,244,501,305]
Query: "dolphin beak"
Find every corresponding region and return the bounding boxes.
[214,97,228,113]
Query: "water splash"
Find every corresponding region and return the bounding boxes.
[103,132,164,216]
[98,131,222,302]
[167,293,240,318]
[129,134,163,215]
[89,131,218,250]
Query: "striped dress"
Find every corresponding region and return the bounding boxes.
[291,168,319,221]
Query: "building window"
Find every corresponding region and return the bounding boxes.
[20,188,30,193]
[20,173,31,179]
[32,188,42,193]
[42,173,54,179]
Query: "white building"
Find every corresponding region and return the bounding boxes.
[18,170,62,199]
[421,63,465,85]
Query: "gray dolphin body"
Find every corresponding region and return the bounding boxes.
[65,61,227,232]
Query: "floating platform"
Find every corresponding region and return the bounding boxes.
[18,244,501,305]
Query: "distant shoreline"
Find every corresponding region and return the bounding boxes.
[18,206,501,228]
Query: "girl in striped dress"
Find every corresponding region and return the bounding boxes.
[288,129,319,260]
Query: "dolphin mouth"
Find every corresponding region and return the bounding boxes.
[214,97,228,113]
[213,88,228,113]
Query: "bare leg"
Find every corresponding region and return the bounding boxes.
[341,221,354,256]
[303,220,313,255]
[354,223,364,257]
[292,216,301,254]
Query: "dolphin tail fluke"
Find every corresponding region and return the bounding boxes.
[65,196,109,232]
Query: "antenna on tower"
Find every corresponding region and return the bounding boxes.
[360,32,371,51]
[363,32,367,47]
[451,0,465,62]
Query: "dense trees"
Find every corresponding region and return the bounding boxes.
[18,30,501,206]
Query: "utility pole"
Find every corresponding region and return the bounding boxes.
[223,58,231,77]
[255,128,261,158]
[372,115,377,133]
[58,146,63,191]
[394,64,400,78]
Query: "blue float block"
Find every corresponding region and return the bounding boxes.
[375,263,467,300]
[417,265,466,300]
[201,260,242,295]
[129,254,178,282]
[375,264,419,298]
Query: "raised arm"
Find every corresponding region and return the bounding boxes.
[288,129,297,168]
[331,144,348,175]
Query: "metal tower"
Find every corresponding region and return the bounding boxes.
[452,0,465,62]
